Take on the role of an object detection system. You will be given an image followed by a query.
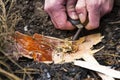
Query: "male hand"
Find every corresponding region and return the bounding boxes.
[44,0,114,30]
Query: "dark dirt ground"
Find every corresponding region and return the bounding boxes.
[0,0,120,80]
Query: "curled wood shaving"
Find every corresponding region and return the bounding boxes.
[53,33,104,63]
[14,32,104,64]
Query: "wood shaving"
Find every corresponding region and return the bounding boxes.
[14,31,104,64]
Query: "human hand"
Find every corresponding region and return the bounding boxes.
[44,0,114,30]
[44,0,76,30]
[75,0,114,30]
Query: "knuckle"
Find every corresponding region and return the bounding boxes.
[44,6,51,12]
[87,1,100,10]
[75,6,85,13]
[75,6,80,11]
[75,0,86,13]
[44,5,54,12]
[93,22,99,28]
[106,7,112,13]
[95,23,99,28]
[75,4,85,10]
[56,23,66,29]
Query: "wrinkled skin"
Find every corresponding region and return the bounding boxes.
[44,0,114,30]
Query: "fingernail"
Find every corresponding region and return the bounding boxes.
[71,12,78,19]
[79,13,86,23]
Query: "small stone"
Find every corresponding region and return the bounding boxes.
[24,25,28,31]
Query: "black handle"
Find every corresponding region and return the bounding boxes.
[69,19,80,25]
[68,18,81,27]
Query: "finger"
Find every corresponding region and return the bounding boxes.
[86,9,100,30]
[66,0,78,20]
[50,10,75,30]
[75,0,87,23]
[85,1,101,30]
[100,0,114,17]
[44,0,75,30]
